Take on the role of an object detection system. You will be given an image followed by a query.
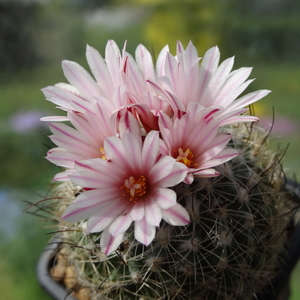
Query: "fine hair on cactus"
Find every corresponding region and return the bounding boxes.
[33,40,298,300]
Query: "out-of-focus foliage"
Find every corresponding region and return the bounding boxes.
[118,0,300,63]
[219,0,300,61]
[0,2,39,73]
[143,0,219,55]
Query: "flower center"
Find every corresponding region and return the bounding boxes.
[121,175,148,203]
[175,148,197,168]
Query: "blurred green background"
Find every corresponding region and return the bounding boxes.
[0,0,300,299]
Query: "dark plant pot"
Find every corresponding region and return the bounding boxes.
[37,236,76,300]
[37,181,300,300]
[37,234,77,300]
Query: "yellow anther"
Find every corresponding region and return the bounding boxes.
[175,148,197,168]
[121,175,148,203]
[100,148,106,160]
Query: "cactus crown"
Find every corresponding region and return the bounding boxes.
[37,123,296,300]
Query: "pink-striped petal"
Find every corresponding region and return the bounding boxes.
[144,201,162,227]
[230,89,271,112]
[153,187,177,209]
[142,131,159,170]
[87,200,128,233]
[40,116,69,122]
[135,44,155,80]
[62,189,123,222]
[134,217,156,246]
[101,229,125,255]
[53,170,75,181]
[86,44,114,98]
[161,203,190,226]
[46,148,84,168]
[200,148,240,169]
[130,200,145,221]
[109,212,133,236]
[62,60,103,99]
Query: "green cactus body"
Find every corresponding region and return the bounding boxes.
[49,124,296,300]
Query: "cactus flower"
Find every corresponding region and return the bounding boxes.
[147,41,271,125]
[159,102,240,183]
[62,130,190,255]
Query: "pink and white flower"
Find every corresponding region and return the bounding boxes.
[147,41,271,125]
[46,102,117,181]
[41,40,171,128]
[41,40,268,252]
[159,102,240,184]
[62,131,190,255]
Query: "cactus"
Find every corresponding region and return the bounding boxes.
[35,40,299,300]
[42,122,296,300]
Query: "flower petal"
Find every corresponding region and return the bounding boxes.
[46,148,84,168]
[153,187,177,209]
[134,217,156,246]
[144,201,162,227]
[130,200,145,221]
[150,156,187,186]
[162,203,190,226]
[109,211,133,236]
[142,131,159,171]
[62,60,102,99]
[86,44,114,98]
[101,229,124,255]
[62,188,123,222]
[87,200,128,233]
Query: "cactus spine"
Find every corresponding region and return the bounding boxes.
[44,123,296,300]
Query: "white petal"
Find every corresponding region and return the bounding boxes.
[87,200,128,233]
[134,217,156,246]
[100,229,124,255]
[220,115,259,126]
[153,187,177,209]
[40,116,69,122]
[42,85,77,110]
[229,89,271,112]
[162,203,190,226]
[121,129,143,173]
[192,168,219,177]
[130,200,145,221]
[103,136,127,170]
[105,40,122,87]
[154,161,188,188]
[200,148,240,169]
[46,148,83,168]
[62,60,102,99]
[49,123,99,157]
[150,156,187,187]
[109,212,133,236]
[135,44,155,80]
[142,131,159,171]
[62,189,123,222]
[86,44,114,98]
[197,46,220,104]
[156,44,169,77]
[144,201,162,227]
[53,169,75,181]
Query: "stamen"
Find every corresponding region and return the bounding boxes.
[175,148,197,168]
[99,148,106,160]
[121,175,148,203]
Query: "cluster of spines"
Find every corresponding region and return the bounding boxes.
[45,124,296,300]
